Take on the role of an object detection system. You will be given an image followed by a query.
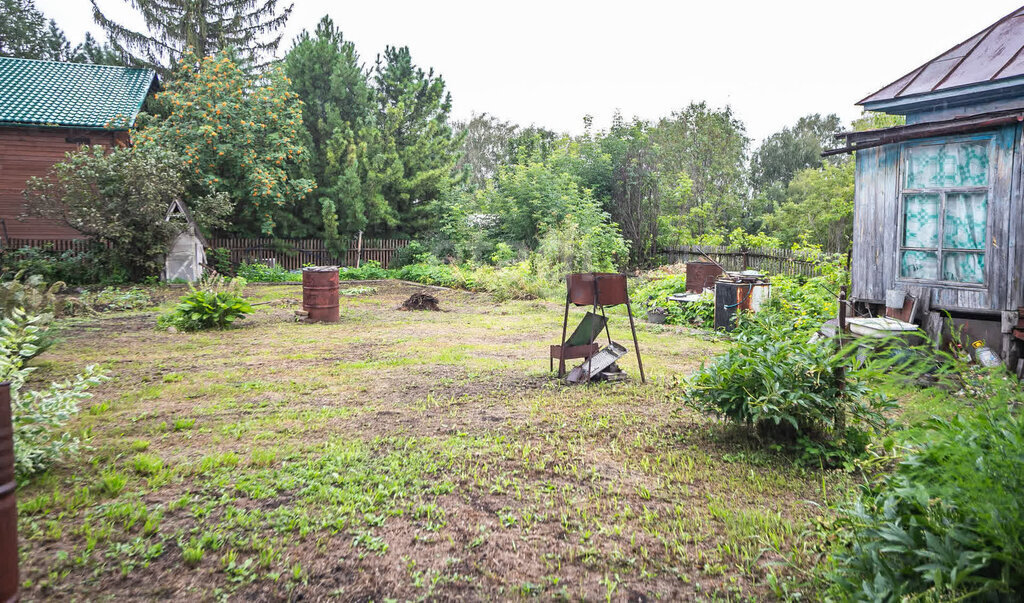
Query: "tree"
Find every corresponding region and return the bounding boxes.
[372,45,461,237]
[649,102,750,238]
[22,145,230,280]
[134,49,315,236]
[91,0,293,74]
[284,16,387,243]
[1,0,122,64]
[766,158,855,252]
[600,114,661,264]
[749,113,843,210]
[454,113,519,190]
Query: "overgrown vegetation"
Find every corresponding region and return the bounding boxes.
[828,366,1024,600]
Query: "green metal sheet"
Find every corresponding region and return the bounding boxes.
[0,57,156,130]
[565,312,607,347]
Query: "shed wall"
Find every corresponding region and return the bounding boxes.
[0,127,124,240]
[851,123,1021,313]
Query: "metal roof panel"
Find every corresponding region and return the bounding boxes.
[0,57,157,129]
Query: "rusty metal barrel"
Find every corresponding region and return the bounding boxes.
[685,261,723,293]
[0,381,18,603]
[302,266,340,323]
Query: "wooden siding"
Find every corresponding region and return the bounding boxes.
[0,127,123,240]
[851,124,1020,312]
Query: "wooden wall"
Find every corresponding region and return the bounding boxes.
[0,126,123,240]
[850,124,1020,313]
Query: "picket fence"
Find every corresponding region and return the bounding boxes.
[660,245,838,277]
[206,237,409,270]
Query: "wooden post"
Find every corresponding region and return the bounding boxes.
[835,285,847,390]
[355,231,363,268]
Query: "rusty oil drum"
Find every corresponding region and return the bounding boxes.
[302,266,340,323]
[685,261,723,293]
[0,381,18,603]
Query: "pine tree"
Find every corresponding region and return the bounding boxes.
[284,16,392,241]
[90,0,293,73]
[1,0,71,60]
[372,46,461,237]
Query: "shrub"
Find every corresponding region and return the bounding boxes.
[208,247,234,276]
[0,271,66,318]
[681,314,892,467]
[158,277,252,332]
[84,287,153,312]
[829,396,1024,600]
[394,262,459,287]
[389,241,429,269]
[338,260,390,280]
[1,245,115,285]
[0,317,107,480]
[235,262,299,283]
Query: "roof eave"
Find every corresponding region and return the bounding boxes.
[861,76,1024,115]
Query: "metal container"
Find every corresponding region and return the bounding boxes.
[713,277,771,331]
[685,262,723,293]
[301,266,340,323]
[0,381,18,603]
[566,273,628,307]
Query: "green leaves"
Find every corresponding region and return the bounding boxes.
[158,279,253,332]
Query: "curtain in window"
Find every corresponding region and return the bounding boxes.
[903,194,939,248]
[943,193,987,249]
[901,250,938,280]
[942,252,984,284]
[905,142,989,188]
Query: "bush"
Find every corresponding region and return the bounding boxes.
[394,262,459,287]
[681,314,893,467]
[1,245,117,285]
[829,396,1024,600]
[389,242,428,269]
[235,262,300,283]
[631,274,715,327]
[158,277,252,332]
[0,315,107,480]
[338,260,390,280]
[84,287,153,312]
[208,247,233,276]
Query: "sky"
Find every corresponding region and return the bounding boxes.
[35,0,1024,144]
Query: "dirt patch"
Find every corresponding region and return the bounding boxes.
[398,292,441,311]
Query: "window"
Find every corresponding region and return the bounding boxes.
[899,139,990,285]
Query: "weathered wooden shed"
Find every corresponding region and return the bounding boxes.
[830,6,1024,371]
[0,57,157,240]
[163,199,207,282]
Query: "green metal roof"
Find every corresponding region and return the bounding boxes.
[0,57,157,130]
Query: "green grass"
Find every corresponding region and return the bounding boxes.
[17,280,861,600]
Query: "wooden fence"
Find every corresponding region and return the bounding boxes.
[206,237,409,270]
[660,245,838,277]
[1,237,409,270]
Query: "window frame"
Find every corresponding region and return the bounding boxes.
[896,134,994,288]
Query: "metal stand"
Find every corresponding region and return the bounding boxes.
[554,273,645,384]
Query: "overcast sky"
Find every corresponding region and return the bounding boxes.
[36,0,1024,144]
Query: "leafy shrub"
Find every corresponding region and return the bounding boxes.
[389,242,428,269]
[0,271,66,318]
[158,277,252,332]
[0,308,56,361]
[338,260,390,280]
[236,262,300,283]
[0,317,107,480]
[1,245,116,285]
[208,247,234,276]
[682,314,892,467]
[393,262,459,287]
[829,397,1024,600]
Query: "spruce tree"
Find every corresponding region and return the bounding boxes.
[91,0,293,73]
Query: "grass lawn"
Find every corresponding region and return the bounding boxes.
[17,281,853,601]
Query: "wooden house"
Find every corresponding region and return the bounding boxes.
[830,6,1024,371]
[0,57,157,240]
[163,199,207,282]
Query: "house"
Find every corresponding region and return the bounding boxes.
[0,57,158,240]
[829,6,1024,372]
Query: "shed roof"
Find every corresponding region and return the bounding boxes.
[861,6,1024,105]
[0,57,157,130]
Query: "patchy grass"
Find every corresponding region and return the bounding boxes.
[19,281,847,600]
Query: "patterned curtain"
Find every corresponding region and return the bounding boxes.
[905,141,989,188]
